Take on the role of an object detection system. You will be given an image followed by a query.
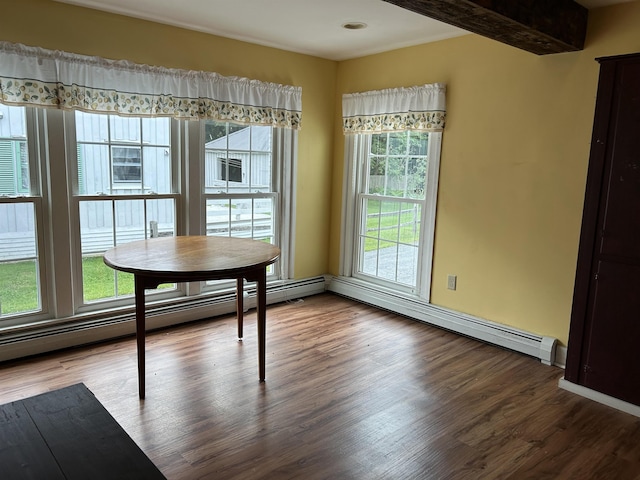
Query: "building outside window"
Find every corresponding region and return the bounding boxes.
[112,146,142,183]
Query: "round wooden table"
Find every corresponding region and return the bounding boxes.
[103,235,281,399]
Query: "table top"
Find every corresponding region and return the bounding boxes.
[103,236,281,280]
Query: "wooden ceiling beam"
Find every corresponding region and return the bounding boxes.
[382,0,588,55]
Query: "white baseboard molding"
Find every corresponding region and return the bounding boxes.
[0,276,327,363]
[328,276,558,365]
[559,378,640,418]
[554,345,567,369]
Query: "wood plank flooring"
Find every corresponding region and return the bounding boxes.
[0,293,638,479]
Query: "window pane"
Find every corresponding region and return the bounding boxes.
[76,111,108,143]
[142,117,171,144]
[386,157,407,198]
[79,198,175,302]
[0,202,40,315]
[112,147,141,183]
[407,157,428,199]
[370,134,387,155]
[0,105,29,196]
[143,146,172,194]
[388,132,406,155]
[408,131,429,155]
[77,143,109,195]
[110,116,140,142]
[368,157,385,195]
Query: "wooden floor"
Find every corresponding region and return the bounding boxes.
[0,293,639,479]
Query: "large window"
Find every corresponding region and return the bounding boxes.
[0,108,296,326]
[344,131,441,296]
[341,83,445,299]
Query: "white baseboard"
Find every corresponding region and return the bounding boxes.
[559,378,640,418]
[328,275,558,365]
[0,276,327,363]
[554,345,567,369]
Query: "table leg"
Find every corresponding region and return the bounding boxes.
[134,276,146,400]
[255,268,267,382]
[236,278,244,339]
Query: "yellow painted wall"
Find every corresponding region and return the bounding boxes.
[0,0,337,279]
[331,1,640,345]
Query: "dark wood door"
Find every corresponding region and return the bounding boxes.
[566,53,640,406]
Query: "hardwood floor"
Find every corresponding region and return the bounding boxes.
[1,293,638,479]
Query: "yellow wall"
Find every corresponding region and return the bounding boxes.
[0,0,337,280]
[3,0,640,346]
[331,1,640,345]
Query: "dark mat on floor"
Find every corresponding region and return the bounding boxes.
[0,383,166,480]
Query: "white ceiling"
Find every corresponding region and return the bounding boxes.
[54,0,635,61]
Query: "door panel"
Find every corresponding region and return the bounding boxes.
[583,261,640,405]
[599,62,640,261]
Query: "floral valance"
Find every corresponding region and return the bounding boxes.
[0,42,302,129]
[342,83,445,134]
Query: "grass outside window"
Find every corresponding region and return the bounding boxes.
[0,256,157,316]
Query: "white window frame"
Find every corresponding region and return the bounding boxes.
[340,132,442,300]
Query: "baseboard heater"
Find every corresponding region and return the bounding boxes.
[0,276,327,363]
[328,276,557,365]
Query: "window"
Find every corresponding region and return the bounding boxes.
[344,131,441,296]
[203,121,285,281]
[74,112,177,306]
[359,131,429,286]
[341,83,445,299]
[0,107,297,326]
[0,41,301,335]
[0,105,43,319]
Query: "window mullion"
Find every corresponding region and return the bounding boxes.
[46,109,76,317]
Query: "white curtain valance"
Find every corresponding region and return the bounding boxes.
[342,83,445,134]
[0,42,302,129]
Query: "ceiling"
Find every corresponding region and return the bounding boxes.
[54,0,635,61]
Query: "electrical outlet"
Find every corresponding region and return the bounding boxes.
[447,274,457,290]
